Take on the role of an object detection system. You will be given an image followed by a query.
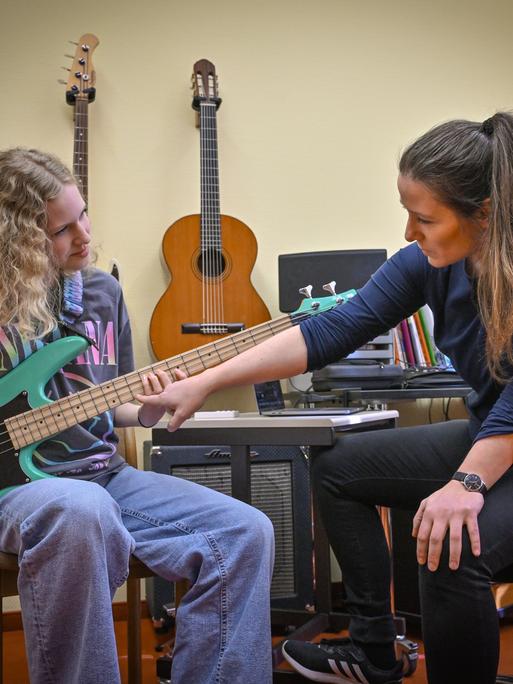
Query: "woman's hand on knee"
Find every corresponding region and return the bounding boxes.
[412,481,484,572]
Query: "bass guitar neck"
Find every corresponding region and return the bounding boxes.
[64,33,99,205]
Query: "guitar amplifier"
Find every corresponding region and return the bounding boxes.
[143,441,314,621]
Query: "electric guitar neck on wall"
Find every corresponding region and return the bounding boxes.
[64,33,99,205]
[149,59,271,360]
[64,35,124,281]
[0,288,355,495]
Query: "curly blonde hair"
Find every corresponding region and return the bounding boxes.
[0,148,75,340]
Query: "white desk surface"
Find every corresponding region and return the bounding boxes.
[154,409,399,432]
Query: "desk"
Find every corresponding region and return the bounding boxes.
[286,385,471,406]
[153,411,398,504]
[151,410,398,682]
[343,386,471,402]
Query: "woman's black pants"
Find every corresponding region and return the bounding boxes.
[311,419,513,684]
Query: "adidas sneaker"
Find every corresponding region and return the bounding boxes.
[282,637,404,684]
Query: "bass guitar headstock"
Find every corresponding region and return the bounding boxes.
[293,282,357,317]
[63,33,99,105]
[192,58,222,112]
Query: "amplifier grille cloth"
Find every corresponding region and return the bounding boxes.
[171,462,295,597]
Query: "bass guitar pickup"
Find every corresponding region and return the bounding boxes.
[181,323,245,334]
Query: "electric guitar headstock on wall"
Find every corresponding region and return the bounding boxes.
[64,33,98,106]
[60,34,120,282]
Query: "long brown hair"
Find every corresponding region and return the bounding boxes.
[0,147,75,340]
[399,112,513,382]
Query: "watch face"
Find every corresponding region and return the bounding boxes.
[463,473,483,491]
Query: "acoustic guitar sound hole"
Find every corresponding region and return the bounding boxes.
[198,249,226,278]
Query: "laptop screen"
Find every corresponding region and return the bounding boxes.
[254,381,285,413]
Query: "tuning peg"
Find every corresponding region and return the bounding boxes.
[64,53,75,59]
[322,281,337,296]
[57,79,67,85]
[61,66,71,72]
[299,285,313,299]
[68,40,79,46]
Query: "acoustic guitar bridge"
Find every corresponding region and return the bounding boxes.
[181,323,245,334]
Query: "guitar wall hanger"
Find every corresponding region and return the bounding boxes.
[66,87,96,105]
[192,95,222,111]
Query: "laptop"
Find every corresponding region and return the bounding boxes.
[254,380,365,417]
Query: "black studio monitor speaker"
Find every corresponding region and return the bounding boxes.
[143,442,314,621]
[278,249,387,313]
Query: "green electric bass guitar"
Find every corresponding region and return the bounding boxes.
[0,287,355,496]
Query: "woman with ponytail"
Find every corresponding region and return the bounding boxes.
[143,112,513,683]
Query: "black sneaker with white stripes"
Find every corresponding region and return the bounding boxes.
[282,637,404,684]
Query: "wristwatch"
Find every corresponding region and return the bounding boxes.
[452,471,488,495]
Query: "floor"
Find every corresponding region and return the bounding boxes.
[3,616,513,683]
[3,616,171,684]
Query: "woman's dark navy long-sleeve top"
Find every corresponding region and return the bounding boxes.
[300,242,511,442]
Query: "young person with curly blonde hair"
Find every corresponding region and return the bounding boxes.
[0,148,274,684]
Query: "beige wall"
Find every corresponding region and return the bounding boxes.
[0,0,509,604]
[2,0,512,395]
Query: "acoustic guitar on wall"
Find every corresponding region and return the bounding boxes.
[149,58,271,360]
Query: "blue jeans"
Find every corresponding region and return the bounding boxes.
[311,419,513,684]
[0,466,274,684]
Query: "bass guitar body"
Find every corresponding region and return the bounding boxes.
[150,213,271,359]
[1,289,354,495]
